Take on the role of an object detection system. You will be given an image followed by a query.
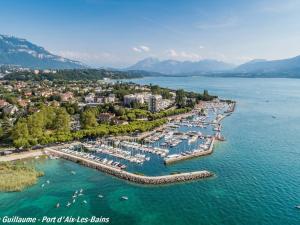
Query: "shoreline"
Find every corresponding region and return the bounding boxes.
[0,100,235,186]
[0,150,44,162]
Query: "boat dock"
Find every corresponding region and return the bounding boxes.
[44,147,213,185]
[164,137,215,165]
[119,141,169,157]
[82,143,146,164]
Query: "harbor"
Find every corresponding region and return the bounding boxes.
[40,100,234,182]
[45,147,213,185]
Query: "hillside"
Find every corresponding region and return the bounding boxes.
[127,57,235,74]
[0,34,85,69]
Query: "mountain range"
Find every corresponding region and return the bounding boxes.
[234,56,300,74]
[0,34,85,69]
[127,57,235,74]
[1,34,300,77]
[127,55,300,77]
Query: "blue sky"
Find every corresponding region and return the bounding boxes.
[1,0,300,67]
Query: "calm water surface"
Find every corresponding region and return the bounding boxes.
[0,76,300,225]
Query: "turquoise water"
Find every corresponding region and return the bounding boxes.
[1,76,300,225]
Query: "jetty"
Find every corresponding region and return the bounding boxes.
[164,137,215,165]
[44,147,213,185]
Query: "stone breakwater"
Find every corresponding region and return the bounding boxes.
[44,148,213,185]
[164,138,215,165]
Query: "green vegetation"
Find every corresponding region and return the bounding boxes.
[149,107,191,120]
[150,85,173,99]
[0,161,44,192]
[175,89,216,108]
[11,106,71,148]
[80,108,99,129]
[73,118,167,139]
[3,69,143,81]
[9,104,167,147]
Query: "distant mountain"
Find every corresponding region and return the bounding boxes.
[235,55,300,73]
[127,57,235,74]
[0,34,85,69]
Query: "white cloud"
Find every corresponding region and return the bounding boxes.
[168,49,178,57]
[140,45,150,52]
[132,45,150,53]
[132,47,142,53]
[199,45,204,49]
[166,49,201,60]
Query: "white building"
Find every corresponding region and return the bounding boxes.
[124,94,144,106]
[107,94,115,103]
[148,95,162,112]
[85,93,95,103]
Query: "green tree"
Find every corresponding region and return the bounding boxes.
[81,110,98,129]
[175,89,186,108]
[54,108,70,133]
[11,119,30,148]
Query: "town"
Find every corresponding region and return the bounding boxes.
[0,68,235,189]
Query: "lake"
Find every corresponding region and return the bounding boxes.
[1,76,300,225]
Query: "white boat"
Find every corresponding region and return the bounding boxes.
[188,136,198,144]
[98,194,103,198]
[166,154,180,159]
[121,196,128,200]
[66,202,71,207]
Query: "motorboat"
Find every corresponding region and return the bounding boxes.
[121,196,128,200]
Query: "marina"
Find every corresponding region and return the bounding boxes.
[42,100,234,181]
[45,147,213,185]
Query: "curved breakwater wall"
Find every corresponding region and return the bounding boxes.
[45,148,213,185]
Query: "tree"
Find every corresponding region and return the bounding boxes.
[13,138,30,148]
[81,110,98,129]
[54,108,70,133]
[115,107,125,116]
[127,112,136,121]
[27,114,44,138]
[11,119,30,148]
[1,117,13,138]
[0,124,3,139]
[175,89,186,108]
